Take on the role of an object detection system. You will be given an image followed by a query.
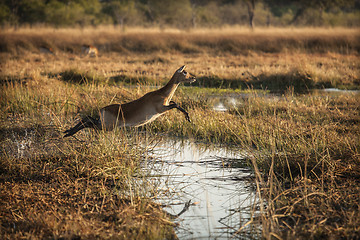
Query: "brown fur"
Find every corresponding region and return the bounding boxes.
[64,65,195,136]
[99,65,195,130]
[81,44,98,57]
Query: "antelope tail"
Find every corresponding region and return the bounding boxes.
[63,116,100,137]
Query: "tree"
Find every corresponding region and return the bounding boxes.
[245,0,255,29]
[79,0,103,26]
[16,0,46,26]
[264,0,356,25]
[225,0,257,29]
[45,0,85,27]
[189,0,218,28]
[102,0,137,30]
[0,1,11,25]
[142,0,193,28]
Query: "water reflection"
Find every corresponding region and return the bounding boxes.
[146,139,260,239]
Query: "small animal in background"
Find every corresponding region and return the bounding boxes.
[39,46,55,55]
[81,44,98,58]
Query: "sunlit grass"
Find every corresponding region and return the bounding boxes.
[1,27,359,92]
[150,88,360,239]
[1,26,359,239]
[0,76,176,239]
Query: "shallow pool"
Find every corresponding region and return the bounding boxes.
[145,139,260,239]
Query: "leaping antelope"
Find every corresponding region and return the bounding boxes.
[81,44,98,58]
[64,65,195,137]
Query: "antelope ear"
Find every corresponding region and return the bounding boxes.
[177,65,186,72]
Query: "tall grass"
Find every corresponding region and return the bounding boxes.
[0,76,177,239]
[2,27,359,55]
[2,28,358,91]
[1,26,359,239]
[150,88,360,239]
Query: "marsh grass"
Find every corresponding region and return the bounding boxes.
[0,134,175,239]
[1,27,359,92]
[1,26,359,239]
[150,89,360,239]
[0,76,177,239]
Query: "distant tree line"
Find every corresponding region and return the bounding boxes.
[0,0,359,29]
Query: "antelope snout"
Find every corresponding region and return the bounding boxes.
[187,73,196,83]
[189,76,196,83]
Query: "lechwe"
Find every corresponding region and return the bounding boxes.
[64,65,195,137]
[81,44,98,57]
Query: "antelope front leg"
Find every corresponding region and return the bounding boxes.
[167,101,191,123]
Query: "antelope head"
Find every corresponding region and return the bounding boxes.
[173,65,196,84]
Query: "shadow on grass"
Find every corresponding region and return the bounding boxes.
[45,69,104,85]
[46,69,161,86]
[0,76,31,85]
[108,74,156,85]
[189,71,329,93]
[41,68,350,93]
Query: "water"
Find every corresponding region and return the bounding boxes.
[145,139,260,239]
[320,88,360,93]
[211,88,359,112]
[141,88,359,238]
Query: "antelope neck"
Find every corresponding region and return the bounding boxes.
[159,75,180,100]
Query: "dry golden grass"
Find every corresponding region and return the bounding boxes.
[0,127,177,239]
[1,27,359,92]
[1,26,359,239]
[0,68,176,238]
[151,89,360,239]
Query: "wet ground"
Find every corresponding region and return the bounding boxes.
[145,139,260,239]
